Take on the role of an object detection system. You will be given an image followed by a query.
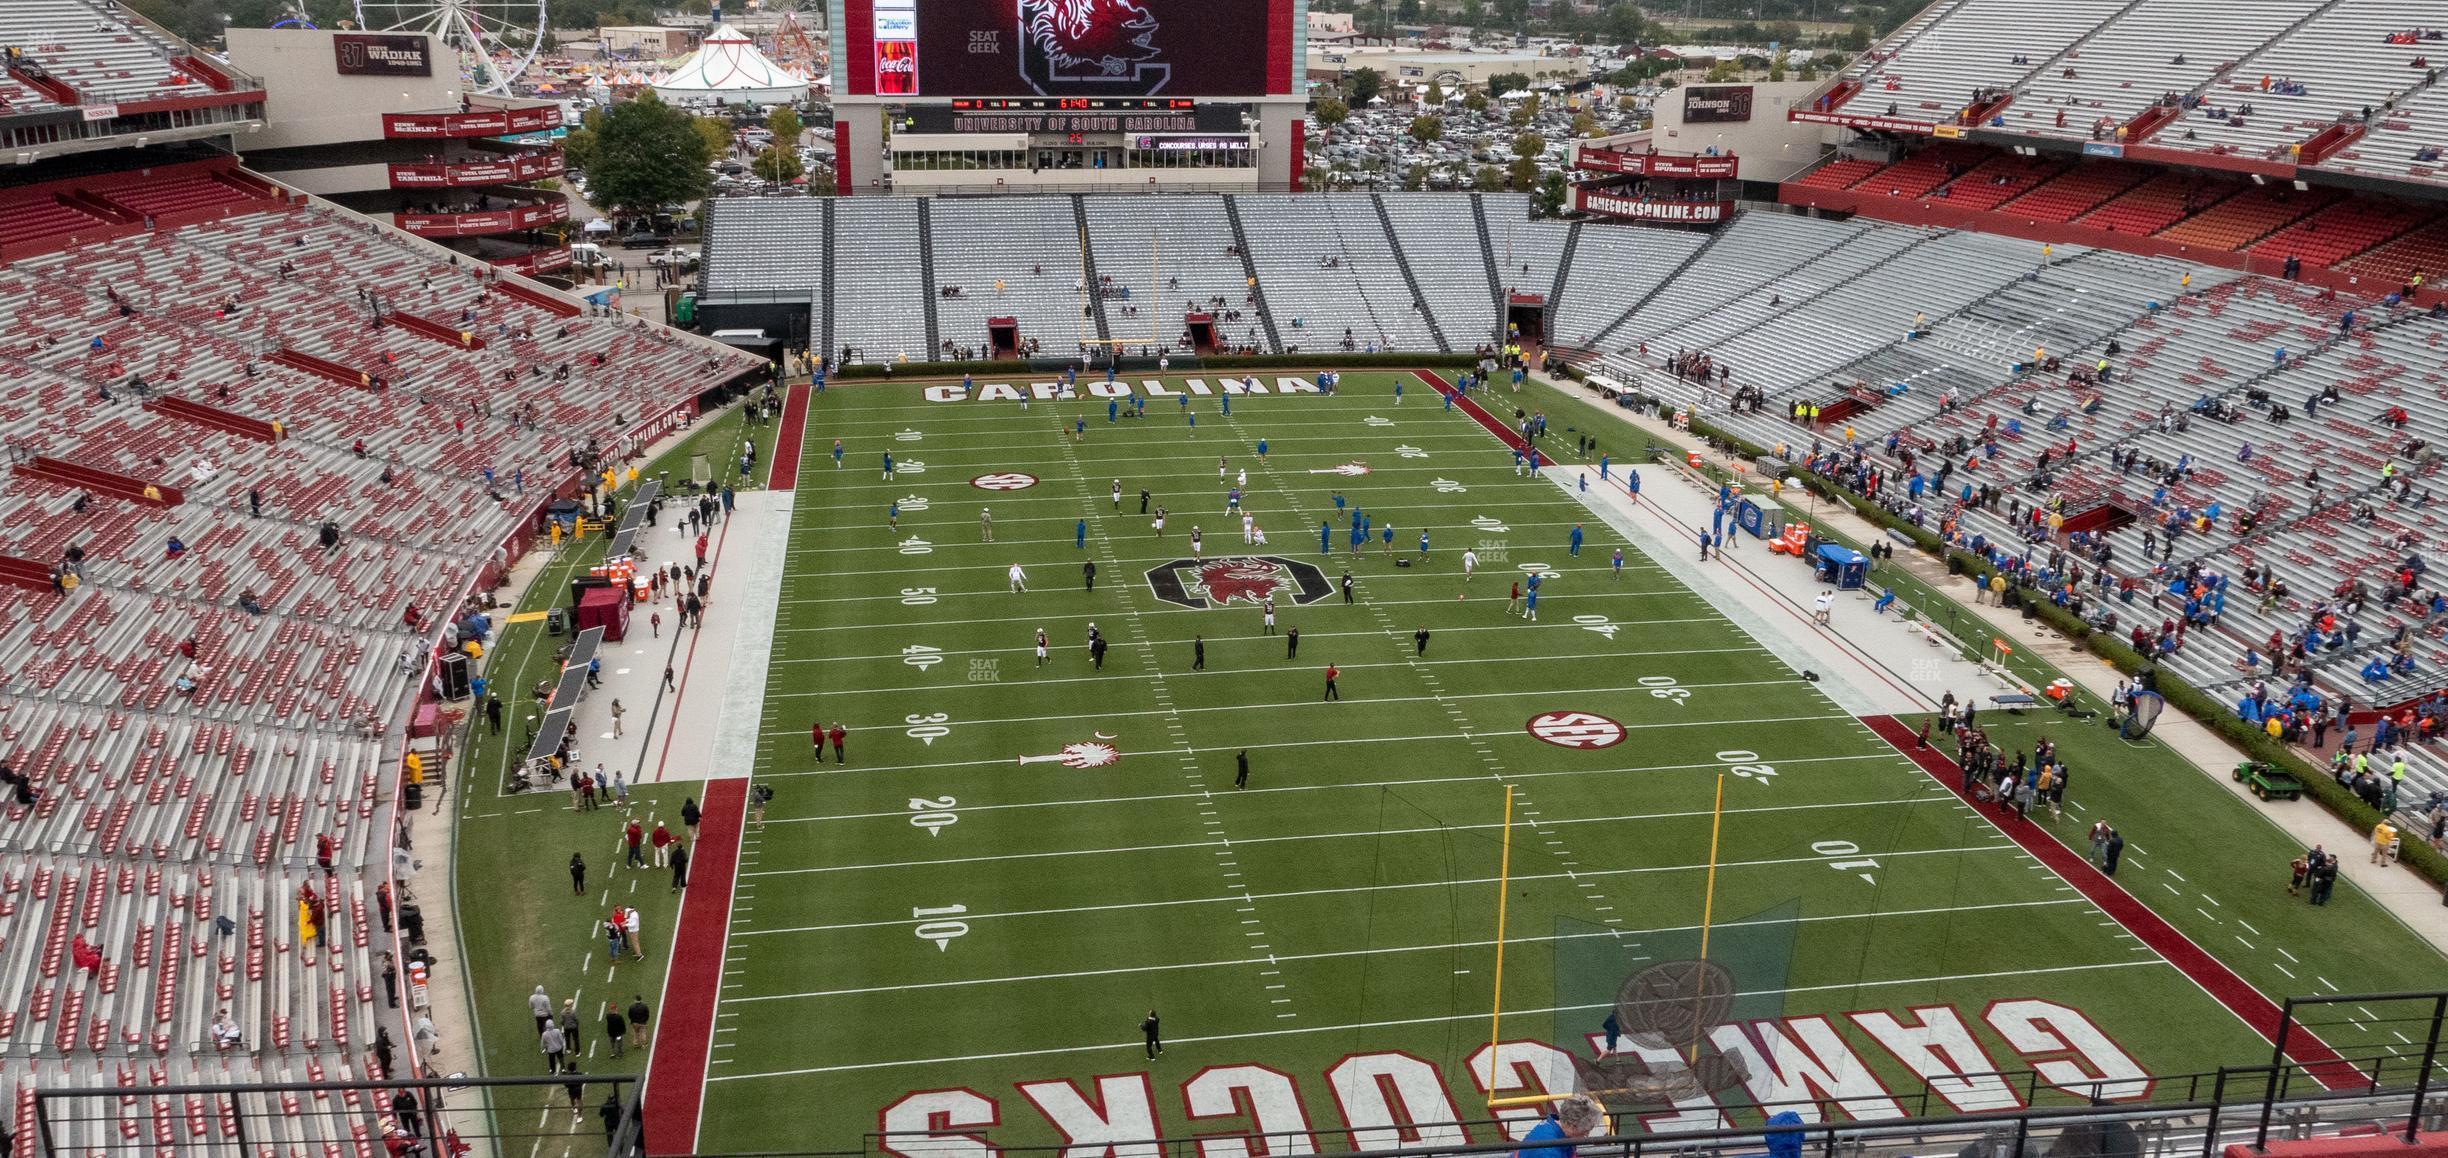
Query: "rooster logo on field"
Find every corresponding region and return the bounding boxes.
[1016,0,1173,94]
[1193,558,1284,606]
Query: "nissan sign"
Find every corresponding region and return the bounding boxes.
[335,34,433,78]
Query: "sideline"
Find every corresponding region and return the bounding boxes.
[642,775,751,1155]
[1862,714,2366,1091]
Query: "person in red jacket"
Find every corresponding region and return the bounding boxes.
[71,934,102,981]
[827,723,847,764]
[812,719,825,763]
[650,821,674,867]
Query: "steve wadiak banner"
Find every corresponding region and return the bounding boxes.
[873,1000,2151,1156]
[924,377,1328,403]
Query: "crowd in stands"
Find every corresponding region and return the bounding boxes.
[0,172,758,1150]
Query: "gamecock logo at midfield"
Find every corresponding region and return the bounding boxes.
[1145,556,1333,610]
[1016,0,1172,94]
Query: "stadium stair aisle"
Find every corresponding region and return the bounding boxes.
[1521,373,2448,952]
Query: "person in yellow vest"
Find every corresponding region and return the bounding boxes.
[2372,819,2398,865]
[550,521,564,547]
[404,750,424,787]
[2180,271,2193,292]
[627,466,639,485]
[298,899,318,945]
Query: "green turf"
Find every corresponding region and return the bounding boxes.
[667,371,2442,1152]
[443,373,2448,1154]
[443,402,777,1145]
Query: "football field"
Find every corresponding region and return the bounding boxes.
[687,370,2310,1152]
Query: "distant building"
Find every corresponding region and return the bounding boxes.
[599,25,697,59]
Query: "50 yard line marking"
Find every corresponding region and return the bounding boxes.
[1055,425,1300,1020]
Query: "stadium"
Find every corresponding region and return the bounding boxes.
[2,0,2448,1156]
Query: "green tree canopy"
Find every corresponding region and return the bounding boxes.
[1534,171,1569,217]
[1486,71,1530,98]
[587,94,716,214]
[1409,115,1445,144]
[1464,89,1489,113]
[766,105,804,145]
[1348,67,1384,105]
[1313,97,1350,136]
[751,144,803,187]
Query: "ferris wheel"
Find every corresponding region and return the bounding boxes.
[353,0,549,94]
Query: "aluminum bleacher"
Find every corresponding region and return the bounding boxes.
[1080,194,1265,353]
[2004,0,2329,141]
[926,196,1090,358]
[699,198,826,299]
[827,198,929,365]
[0,0,223,105]
[0,165,759,1147]
[1381,192,1499,349]
[2168,0,2434,162]
[1588,208,2448,824]
[1836,0,2130,129]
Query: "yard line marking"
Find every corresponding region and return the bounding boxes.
[767,675,1804,717]
[727,898,2090,998]
[759,746,1903,787]
[2276,947,2298,963]
[709,960,2171,1080]
[738,801,1967,877]
[772,618,1719,658]
[2237,920,2261,936]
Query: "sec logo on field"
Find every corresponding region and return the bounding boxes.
[1525,711,1626,749]
[970,472,1040,491]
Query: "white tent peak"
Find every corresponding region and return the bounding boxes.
[651,24,810,107]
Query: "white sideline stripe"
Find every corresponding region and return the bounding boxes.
[772,618,1722,662]
[729,837,2007,881]
[766,673,1796,715]
[769,754,1912,824]
[777,582,1688,609]
[730,898,2088,1002]
[708,959,2167,1080]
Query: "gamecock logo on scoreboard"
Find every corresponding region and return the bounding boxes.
[1018,0,1172,95]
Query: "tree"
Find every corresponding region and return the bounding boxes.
[1409,115,1445,144]
[1473,165,1507,192]
[1487,71,1531,98]
[1313,97,1349,144]
[1395,0,1421,22]
[690,115,733,159]
[1508,131,1546,192]
[1424,79,1446,106]
[1464,90,1490,113]
[752,144,803,187]
[1511,92,1541,127]
[1404,163,1429,191]
[1348,67,1384,106]
[1571,111,1598,138]
[767,105,804,146]
[1534,171,1570,218]
[587,93,716,214]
